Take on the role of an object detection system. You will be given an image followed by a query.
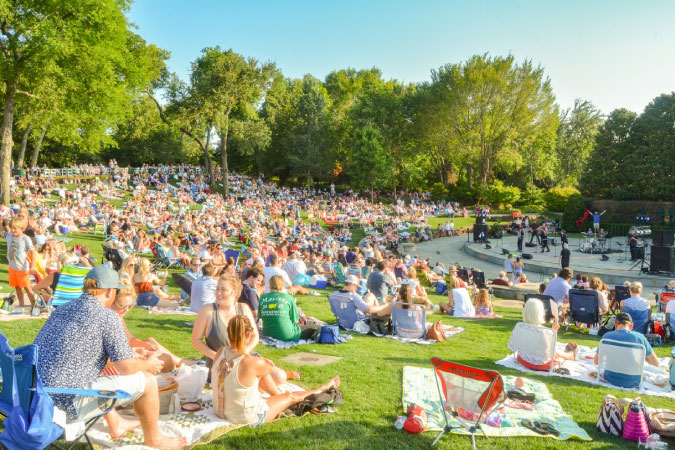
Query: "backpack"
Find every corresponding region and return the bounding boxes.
[318,325,340,344]
[368,316,392,335]
[290,387,344,416]
[598,316,615,337]
[596,395,624,436]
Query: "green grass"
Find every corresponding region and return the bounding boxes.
[1,289,674,449]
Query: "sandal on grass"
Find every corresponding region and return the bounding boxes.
[507,387,535,403]
[521,419,560,436]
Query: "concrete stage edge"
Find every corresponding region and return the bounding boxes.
[462,235,673,291]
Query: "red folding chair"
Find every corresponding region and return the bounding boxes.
[430,357,505,449]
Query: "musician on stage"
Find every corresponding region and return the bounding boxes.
[529,221,540,245]
[517,229,524,252]
[628,232,639,260]
[592,210,606,233]
[540,226,550,253]
[560,229,568,245]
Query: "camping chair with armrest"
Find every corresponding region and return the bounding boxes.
[657,290,675,313]
[50,265,90,307]
[430,357,505,450]
[223,249,240,268]
[0,333,131,450]
[155,246,180,270]
[623,307,651,335]
[471,271,486,289]
[596,338,646,391]
[328,292,361,331]
[457,269,470,284]
[524,293,557,324]
[567,288,601,330]
[508,322,557,375]
[391,302,427,339]
[611,285,631,314]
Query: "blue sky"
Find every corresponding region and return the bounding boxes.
[128,0,675,115]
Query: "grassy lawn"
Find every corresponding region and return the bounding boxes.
[2,287,674,448]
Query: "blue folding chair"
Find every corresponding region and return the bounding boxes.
[328,292,361,330]
[0,333,130,450]
[224,249,240,267]
[391,303,427,340]
[51,266,90,307]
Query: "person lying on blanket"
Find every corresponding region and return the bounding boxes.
[593,312,659,388]
[509,299,578,371]
[212,314,340,427]
[34,265,186,449]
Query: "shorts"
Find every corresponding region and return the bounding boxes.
[9,267,31,288]
[249,401,270,428]
[72,372,146,422]
[137,291,160,307]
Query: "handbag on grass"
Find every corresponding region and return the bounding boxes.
[596,395,624,436]
[425,320,446,342]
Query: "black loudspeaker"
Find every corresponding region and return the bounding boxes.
[525,242,537,248]
[473,224,488,242]
[653,230,675,247]
[601,254,609,261]
[521,253,533,259]
[650,246,675,273]
[502,248,510,255]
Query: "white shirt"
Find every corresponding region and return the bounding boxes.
[262,266,292,293]
[451,288,475,317]
[666,299,675,328]
[282,258,306,284]
[543,277,571,306]
[189,276,218,313]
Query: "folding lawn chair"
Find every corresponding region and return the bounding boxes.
[611,285,631,314]
[224,249,240,267]
[567,288,600,330]
[51,265,89,307]
[328,292,361,330]
[457,268,469,284]
[657,290,675,313]
[623,307,651,335]
[508,322,557,375]
[0,333,131,450]
[391,303,427,339]
[155,246,181,269]
[596,338,646,391]
[471,270,486,289]
[430,357,505,449]
[524,293,556,323]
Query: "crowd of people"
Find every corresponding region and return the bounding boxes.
[2,164,672,447]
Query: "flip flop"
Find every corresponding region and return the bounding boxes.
[534,421,560,436]
[507,387,536,403]
[553,367,571,375]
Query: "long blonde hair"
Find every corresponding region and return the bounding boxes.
[138,258,152,277]
[474,289,491,308]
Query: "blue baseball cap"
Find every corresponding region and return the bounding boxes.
[85,265,127,290]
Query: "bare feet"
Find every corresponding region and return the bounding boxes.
[145,434,187,449]
[319,376,340,392]
[285,371,301,380]
[109,417,141,439]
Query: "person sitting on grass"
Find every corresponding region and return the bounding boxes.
[508,298,577,371]
[492,271,512,287]
[258,275,319,341]
[4,216,37,310]
[474,289,493,316]
[105,280,186,374]
[594,312,659,388]
[133,258,180,309]
[212,314,340,427]
[439,276,475,317]
[34,265,186,449]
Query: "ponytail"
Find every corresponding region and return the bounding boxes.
[227,315,253,355]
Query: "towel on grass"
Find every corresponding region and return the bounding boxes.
[260,334,353,349]
[401,366,591,441]
[86,383,303,449]
[496,342,675,399]
[371,323,464,345]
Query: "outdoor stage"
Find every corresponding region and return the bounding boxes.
[461,233,672,291]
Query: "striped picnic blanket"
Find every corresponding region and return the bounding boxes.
[401,366,591,441]
[51,265,89,307]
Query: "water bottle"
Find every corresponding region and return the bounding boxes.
[394,416,406,430]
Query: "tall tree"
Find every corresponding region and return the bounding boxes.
[190,47,275,197]
[555,98,603,185]
[347,123,393,201]
[427,54,558,188]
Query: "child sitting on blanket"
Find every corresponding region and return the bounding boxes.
[474,289,493,316]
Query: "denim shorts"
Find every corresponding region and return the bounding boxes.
[249,401,270,428]
[136,291,160,307]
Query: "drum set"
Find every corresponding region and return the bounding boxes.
[580,236,610,254]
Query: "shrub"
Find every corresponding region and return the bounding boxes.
[448,184,479,204]
[544,186,581,212]
[485,181,521,207]
[430,182,448,200]
[562,193,587,232]
[519,185,546,207]
[521,205,545,213]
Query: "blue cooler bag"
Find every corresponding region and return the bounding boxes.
[318,326,340,344]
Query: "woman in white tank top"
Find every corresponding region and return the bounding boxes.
[213,315,341,426]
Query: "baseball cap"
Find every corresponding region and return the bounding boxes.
[85,265,127,290]
[345,275,359,285]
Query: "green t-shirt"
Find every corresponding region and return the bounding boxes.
[258,291,301,341]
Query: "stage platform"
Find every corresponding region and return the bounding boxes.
[462,234,672,291]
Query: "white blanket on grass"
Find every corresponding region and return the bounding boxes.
[371,323,464,345]
[496,342,674,399]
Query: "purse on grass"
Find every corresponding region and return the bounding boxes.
[596,395,624,436]
[650,409,675,438]
[425,320,446,342]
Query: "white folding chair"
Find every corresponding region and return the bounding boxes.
[507,322,557,375]
[596,338,646,391]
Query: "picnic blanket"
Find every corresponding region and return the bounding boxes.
[496,342,675,399]
[371,323,464,345]
[0,308,49,321]
[401,366,591,441]
[145,307,197,316]
[86,383,303,449]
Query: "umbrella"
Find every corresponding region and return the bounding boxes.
[510,212,523,217]
[171,273,194,294]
